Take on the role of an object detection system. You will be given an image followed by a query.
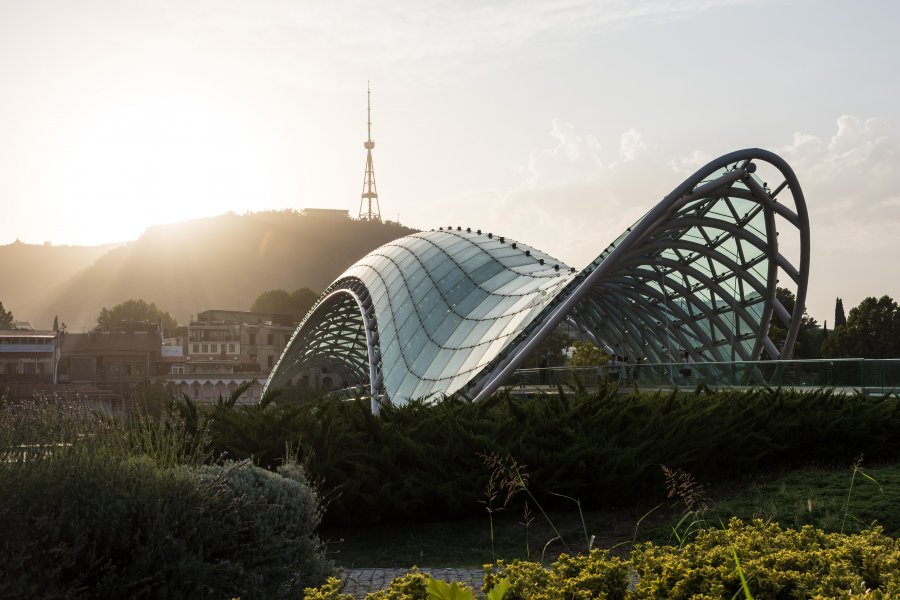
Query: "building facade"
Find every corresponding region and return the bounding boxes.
[58,330,160,388]
[0,328,58,383]
[162,310,294,404]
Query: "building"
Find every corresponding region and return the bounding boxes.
[0,328,59,383]
[57,327,162,406]
[0,323,158,411]
[161,310,295,404]
[267,148,811,412]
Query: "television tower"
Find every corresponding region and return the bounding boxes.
[358,82,382,222]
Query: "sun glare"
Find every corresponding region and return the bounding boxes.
[45,86,279,245]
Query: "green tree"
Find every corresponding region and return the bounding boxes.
[769,287,824,358]
[568,340,609,367]
[0,301,12,330]
[835,297,847,327]
[822,295,900,358]
[251,288,318,321]
[523,327,570,368]
[97,299,178,334]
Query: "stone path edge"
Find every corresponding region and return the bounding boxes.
[342,567,485,599]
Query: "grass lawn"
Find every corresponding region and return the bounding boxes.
[321,504,654,568]
[322,462,900,568]
[696,461,900,537]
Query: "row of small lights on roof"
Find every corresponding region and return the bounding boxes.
[434,226,577,274]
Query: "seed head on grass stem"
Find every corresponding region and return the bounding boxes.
[661,464,710,547]
[840,454,883,534]
[519,499,535,559]
[661,464,710,514]
[479,451,573,558]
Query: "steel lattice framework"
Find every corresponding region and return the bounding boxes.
[266,149,810,411]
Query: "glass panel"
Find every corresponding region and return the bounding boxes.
[445,281,472,307]
[401,328,429,369]
[452,244,482,264]
[467,295,507,320]
[468,260,505,286]
[438,346,475,380]
[433,312,463,346]
[419,292,447,330]
[481,269,518,292]
[392,298,415,327]
[442,319,478,349]
[456,337,493,375]
[423,348,454,379]
[454,289,490,317]
[411,340,440,375]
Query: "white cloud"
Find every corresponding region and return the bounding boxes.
[669,149,712,175]
[0,0,752,92]
[618,128,648,162]
[773,115,900,318]
[438,114,900,322]
[440,120,673,266]
[779,115,900,234]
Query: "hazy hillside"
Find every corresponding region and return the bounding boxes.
[27,212,417,331]
[0,241,119,328]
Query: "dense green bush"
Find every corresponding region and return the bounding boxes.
[303,520,900,599]
[204,386,900,526]
[0,398,333,599]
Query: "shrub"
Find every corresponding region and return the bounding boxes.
[303,520,900,599]
[484,549,630,599]
[631,519,900,598]
[0,399,333,599]
[213,387,900,526]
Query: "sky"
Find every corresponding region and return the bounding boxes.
[1,0,898,323]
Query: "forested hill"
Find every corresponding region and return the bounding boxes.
[0,241,118,327]
[19,211,417,330]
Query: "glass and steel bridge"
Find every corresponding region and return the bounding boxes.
[266,148,810,412]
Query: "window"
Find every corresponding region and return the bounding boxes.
[192,344,199,353]
[210,344,217,353]
[267,333,274,345]
[248,333,256,345]
[267,355,274,369]
[201,344,208,353]
[228,343,235,353]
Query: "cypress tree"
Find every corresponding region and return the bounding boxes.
[835,297,847,327]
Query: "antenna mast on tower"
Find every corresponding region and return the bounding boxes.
[358,82,382,222]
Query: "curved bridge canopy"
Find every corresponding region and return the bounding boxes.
[266,149,810,408]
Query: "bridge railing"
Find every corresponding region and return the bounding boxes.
[508,358,900,396]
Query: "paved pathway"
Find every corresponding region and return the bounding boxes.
[342,567,484,598]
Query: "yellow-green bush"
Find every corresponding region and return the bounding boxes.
[303,570,429,600]
[483,549,631,599]
[304,520,900,599]
[631,519,900,599]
